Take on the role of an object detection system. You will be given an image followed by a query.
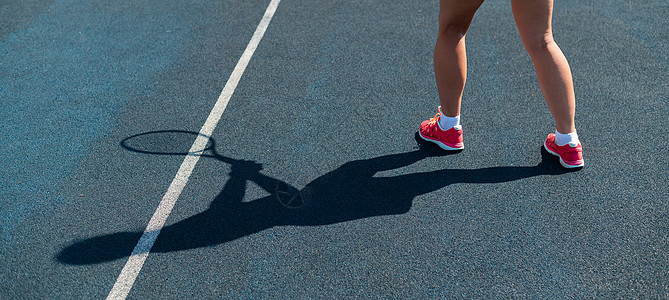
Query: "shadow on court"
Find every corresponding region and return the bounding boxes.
[56,131,573,265]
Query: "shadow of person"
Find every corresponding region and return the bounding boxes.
[57,132,572,265]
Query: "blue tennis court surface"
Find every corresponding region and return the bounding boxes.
[1,0,667,298]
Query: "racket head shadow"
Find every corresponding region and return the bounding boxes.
[120,130,216,157]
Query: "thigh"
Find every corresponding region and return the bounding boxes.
[438,0,485,31]
[511,0,554,45]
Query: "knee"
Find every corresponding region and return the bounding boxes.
[523,34,556,56]
[437,23,470,41]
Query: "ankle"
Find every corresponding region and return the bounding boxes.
[555,129,579,146]
[438,114,460,130]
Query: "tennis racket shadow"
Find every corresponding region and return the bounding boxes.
[56,130,573,265]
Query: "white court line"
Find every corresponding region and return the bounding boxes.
[106,0,282,299]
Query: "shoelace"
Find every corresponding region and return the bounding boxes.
[429,106,443,124]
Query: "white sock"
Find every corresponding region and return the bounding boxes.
[555,129,579,147]
[438,114,460,131]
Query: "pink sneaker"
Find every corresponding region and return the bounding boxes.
[544,133,584,168]
[419,107,464,150]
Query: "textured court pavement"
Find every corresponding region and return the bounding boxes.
[1,0,667,298]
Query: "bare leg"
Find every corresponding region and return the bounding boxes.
[511,0,576,134]
[434,0,485,117]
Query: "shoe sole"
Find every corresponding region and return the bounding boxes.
[419,131,464,151]
[544,140,584,168]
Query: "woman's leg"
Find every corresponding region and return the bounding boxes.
[512,0,583,168]
[419,0,484,151]
[511,0,576,134]
[434,0,485,117]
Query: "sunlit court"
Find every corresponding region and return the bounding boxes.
[1,0,666,298]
